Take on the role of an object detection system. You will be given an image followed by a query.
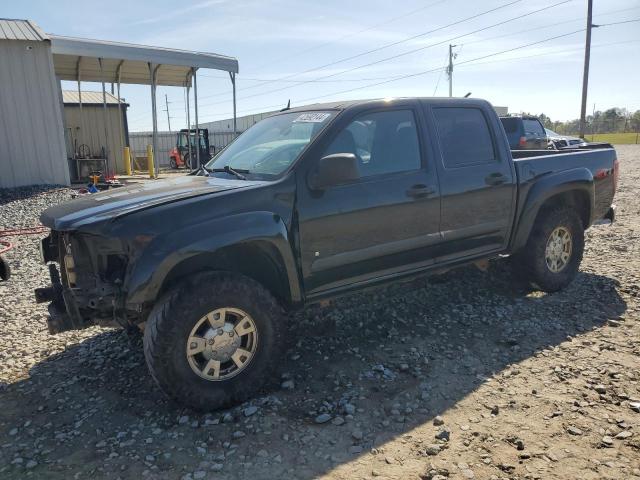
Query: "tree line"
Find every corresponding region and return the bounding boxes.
[533,108,640,135]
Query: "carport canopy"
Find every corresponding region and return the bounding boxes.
[49,34,239,177]
[51,35,238,86]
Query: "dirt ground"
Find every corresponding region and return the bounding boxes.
[0,146,639,480]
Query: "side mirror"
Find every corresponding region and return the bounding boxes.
[309,153,359,190]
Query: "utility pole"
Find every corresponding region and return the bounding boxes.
[579,0,594,139]
[447,44,457,97]
[163,94,172,132]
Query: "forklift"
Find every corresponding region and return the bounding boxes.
[169,128,212,169]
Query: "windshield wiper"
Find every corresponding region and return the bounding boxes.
[209,165,249,180]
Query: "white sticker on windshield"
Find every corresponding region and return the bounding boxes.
[293,112,331,123]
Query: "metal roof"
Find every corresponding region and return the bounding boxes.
[50,34,238,87]
[61,90,127,105]
[0,18,49,41]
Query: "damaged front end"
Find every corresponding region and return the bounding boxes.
[34,231,132,334]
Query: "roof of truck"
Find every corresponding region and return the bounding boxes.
[280,97,488,113]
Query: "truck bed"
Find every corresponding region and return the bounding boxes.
[512,144,617,227]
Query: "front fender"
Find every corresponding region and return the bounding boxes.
[124,211,301,308]
[511,167,594,252]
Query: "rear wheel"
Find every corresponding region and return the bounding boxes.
[143,272,285,410]
[169,157,178,169]
[515,207,584,292]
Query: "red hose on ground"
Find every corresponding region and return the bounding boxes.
[0,226,50,254]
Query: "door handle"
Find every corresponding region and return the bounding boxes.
[485,173,506,186]
[406,184,435,197]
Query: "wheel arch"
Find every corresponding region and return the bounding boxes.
[158,241,297,308]
[124,212,303,314]
[511,169,594,252]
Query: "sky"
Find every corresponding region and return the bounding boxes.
[5,0,639,131]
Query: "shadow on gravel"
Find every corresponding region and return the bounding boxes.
[0,264,627,479]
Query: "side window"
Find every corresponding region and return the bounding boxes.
[323,110,421,177]
[433,107,496,168]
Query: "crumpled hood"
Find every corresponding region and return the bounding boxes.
[41,175,264,231]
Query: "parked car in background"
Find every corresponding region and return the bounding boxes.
[545,128,588,149]
[500,115,549,149]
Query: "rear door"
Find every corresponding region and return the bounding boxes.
[296,104,441,295]
[428,104,517,260]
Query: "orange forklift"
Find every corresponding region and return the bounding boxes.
[169,128,213,169]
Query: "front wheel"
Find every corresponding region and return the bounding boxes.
[515,207,584,292]
[143,273,286,410]
[169,157,177,169]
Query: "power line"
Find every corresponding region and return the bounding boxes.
[135,37,639,128]
[193,0,573,108]
[180,28,587,122]
[196,0,524,100]
[596,18,640,27]
[246,0,449,73]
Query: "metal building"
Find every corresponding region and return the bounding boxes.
[0,18,238,188]
[62,91,129,178]
[0,19,69,188]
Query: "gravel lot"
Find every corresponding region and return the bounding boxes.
[1,145,639,480]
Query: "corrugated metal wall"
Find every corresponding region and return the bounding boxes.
[129,131,237,168]
[129,132,174,168]
[64,105,127,174]
[0,40,69,188]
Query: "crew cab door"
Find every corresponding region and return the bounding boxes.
[428,104,516,260]
[296,105,441,296]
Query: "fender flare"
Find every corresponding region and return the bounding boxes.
[510,167,594,252]
[124,211,301,308]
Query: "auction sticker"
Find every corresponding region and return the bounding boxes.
[293,112,331,123]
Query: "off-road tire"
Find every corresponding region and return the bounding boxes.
[169,157,178,169]
[516,207,584,292]
[143,272,286,411]
[184,153,192,169]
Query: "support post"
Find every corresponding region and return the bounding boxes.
[116,60,126,175]
[76,57,84,167]
[149,62,160,178]
[146,144,154,179]
[164,94,172,132]
[186,83,192,169]
[229,72,237,136]
[98,58,111,176]
[447,44,456,98]
[193,67,200,171]
[579,0,594,139]
[124,146,132,176]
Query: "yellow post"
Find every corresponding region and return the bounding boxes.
[124,146,132,176]
[146,144,155,179]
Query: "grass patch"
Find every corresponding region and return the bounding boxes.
[585,133,639,144]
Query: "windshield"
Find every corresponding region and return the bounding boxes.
[206,111,335,178]
[545,128,559,136]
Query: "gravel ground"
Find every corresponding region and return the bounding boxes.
[0,146,639,480]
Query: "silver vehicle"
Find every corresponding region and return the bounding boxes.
[545,129,587,149]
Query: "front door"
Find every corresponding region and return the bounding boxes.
[296,106,441,296]
[428,105,516,260]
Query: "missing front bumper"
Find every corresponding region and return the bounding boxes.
[34,264,84,335]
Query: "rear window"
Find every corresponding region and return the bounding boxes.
[433,107,496,168]
[500,117,520,134]
[523,119,545,135]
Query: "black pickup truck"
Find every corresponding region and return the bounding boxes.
[35,98,617,410]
